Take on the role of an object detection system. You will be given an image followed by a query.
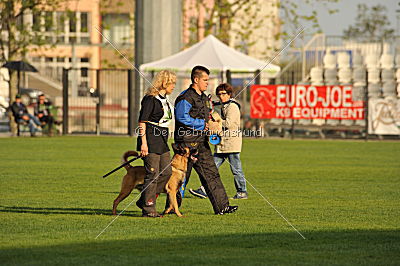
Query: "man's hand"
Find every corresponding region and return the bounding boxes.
[22,115,29,121]
[38,113,44,118]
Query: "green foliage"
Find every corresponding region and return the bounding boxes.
[279,0,338,40]
[0,0,65,105]
[188,0,339,56]
[0,0,63,62]
[0,137,399,265]
[343,4,395,42]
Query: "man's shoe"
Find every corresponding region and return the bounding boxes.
[232,192,248,199]
[189,186,207,199]
[217,205,238,215]
[142,212,163,218]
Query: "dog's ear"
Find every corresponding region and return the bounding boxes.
[171,143,180,154]
[183,147,190,157]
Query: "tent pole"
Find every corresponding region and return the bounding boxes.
[226,70,231,84]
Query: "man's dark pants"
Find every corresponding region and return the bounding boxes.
[184,141,229,214]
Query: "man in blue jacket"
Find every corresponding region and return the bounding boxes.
[174,65,237,215]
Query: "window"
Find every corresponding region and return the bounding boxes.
[81,13,88,32]
[32,56,91,84]
[68,12,76,32]
[102,13,131,45]
[32,11,41,31]
[44,12,52,32]
[31,11,90,44]
[56,12,65,32]
[81,68,88,77]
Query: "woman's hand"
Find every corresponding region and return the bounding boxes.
[140,143,149,157]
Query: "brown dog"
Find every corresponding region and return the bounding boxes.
[112,145,197,217]
[163,145,195,217]
[112,151,145,215]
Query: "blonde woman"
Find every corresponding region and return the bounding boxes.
[136,70,176,218]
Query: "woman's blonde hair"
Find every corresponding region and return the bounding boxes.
[145,70,177,96]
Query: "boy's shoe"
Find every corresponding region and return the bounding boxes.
[189,186,208,199]
[232,192,248,199]
[217,205,238,215]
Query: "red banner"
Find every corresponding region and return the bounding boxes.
[250,85,365,120]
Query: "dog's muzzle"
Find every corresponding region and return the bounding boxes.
[190,151,199,163]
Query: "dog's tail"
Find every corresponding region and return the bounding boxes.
[122,151,140,170]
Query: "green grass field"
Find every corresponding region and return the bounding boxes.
[0,136,399,265]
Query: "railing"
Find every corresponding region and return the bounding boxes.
[302,34,325,80]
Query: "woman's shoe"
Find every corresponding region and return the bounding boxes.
[142,212,163,218]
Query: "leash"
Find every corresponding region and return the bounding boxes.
[102,156,140,178]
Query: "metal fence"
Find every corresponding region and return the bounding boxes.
[62,68,135,135]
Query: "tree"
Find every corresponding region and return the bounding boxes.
[186,0,339,57]
[0,0,65,101]
[185,0,267,47]
[343,4,395,41]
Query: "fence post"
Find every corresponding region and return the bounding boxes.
[365,70,369,141]
[96,70,100,136]
[62,68,69,135]
[128,69,134,136]
[254,70,261,138]
[291,70,295,140]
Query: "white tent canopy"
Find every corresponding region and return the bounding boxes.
[140,35,280,77]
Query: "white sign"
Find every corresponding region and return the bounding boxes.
[368,98,400,135]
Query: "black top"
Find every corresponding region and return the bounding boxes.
[137,95,170,155]
[138,95,164,123]
[174,86,211,143]
[10,102,28,121]
[34,101,52,117]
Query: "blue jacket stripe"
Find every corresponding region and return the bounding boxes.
[175,100,205,130]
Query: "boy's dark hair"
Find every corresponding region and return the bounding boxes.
[191,65,210,83]
[216,83,233,96]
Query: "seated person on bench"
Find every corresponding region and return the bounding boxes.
[11,94,41,137]
[34,94,56,135]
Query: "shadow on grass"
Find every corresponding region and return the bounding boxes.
[0,205,140,217]
[1,230,399,265]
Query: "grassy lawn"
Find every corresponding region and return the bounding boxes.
[0,136,399,265]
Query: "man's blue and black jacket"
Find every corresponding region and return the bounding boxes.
[174,86,210,143]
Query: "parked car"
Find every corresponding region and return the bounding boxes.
[19,87,44,106]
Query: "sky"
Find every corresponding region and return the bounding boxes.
[298,0,399,36]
